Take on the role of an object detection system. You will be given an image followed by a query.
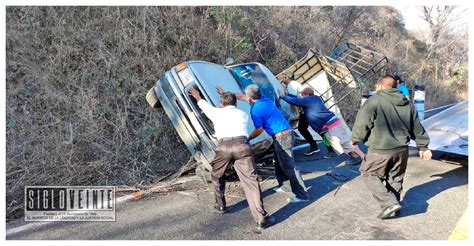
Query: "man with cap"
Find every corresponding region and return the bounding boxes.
[281,71,320,156]
[394,74,410,99]
[280,87,364,165]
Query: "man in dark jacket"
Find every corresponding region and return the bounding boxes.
[281,87,364,164]
[352,75,432,219]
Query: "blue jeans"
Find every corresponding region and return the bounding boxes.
[273,132,309,200]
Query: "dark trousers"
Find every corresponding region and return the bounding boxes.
[359,149,409,208]
[210,137,268,222]
[273,132,309,200]
[298,114,318,149]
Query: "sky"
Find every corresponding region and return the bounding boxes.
[396,5,469,32]
[396,6,430,31]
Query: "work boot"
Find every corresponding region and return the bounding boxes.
[304,146,320,156]
[211,204,227,214]
[287,196,310,203]
[256,215,276,230]
[377,204,402,219]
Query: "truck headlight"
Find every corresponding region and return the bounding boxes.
[177,68,195,87]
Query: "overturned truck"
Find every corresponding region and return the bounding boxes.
[146,43,388,175]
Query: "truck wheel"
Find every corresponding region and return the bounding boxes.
[146,87,162,108]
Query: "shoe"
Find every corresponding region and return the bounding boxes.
[211,205,227,214]
[377,204,402,219]
[345,157,361,165]
[272,184,292,193]
[388,210,400,218]
[272,186,284,193]
[256,215,276,229]
[304,147,320,156]
[287,196,310,203]
[323,151,336,159]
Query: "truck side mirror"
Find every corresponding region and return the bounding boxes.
[224,58,235,66]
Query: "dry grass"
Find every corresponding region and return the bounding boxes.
[5,7,195,220]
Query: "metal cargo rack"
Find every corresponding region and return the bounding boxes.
[278,43,388,109]
[332,43,389,85]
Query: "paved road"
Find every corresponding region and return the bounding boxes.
[7,146,468,240]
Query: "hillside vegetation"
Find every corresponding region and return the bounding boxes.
[6,6,468,219]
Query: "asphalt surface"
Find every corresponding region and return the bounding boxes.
[7,144,468,240]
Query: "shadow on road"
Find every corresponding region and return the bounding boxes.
[227,141,363,227]
[269,162,360,225]
[398,166,468,218]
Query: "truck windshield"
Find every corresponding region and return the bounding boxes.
[230,64,279,104]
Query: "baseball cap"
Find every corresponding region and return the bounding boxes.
[393,74,403,83]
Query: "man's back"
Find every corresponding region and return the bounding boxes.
[250,96,291,136]
[352,88,429,154]
[198,100,249,139]
[281,94,334,133]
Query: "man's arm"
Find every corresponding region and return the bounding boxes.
[234,93,250,101]
[249,127,264,141]
[351,98,377,144]
[248,107,265,140]
[216,85,249,102]
[188,87,218,120]
[281,94,307,107]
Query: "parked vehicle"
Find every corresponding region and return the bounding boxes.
[146,43,388,174]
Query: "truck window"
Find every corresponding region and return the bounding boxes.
[186,86,215,137]
[230,63,296,120]
[230,64,279,104]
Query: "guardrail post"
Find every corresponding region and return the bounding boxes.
[414,84,426,120]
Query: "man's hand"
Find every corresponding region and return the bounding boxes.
[216,85,225,95]
[419,149,432,160]
[188,87,202,101]
[351,143,366,160]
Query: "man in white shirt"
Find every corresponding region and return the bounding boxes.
[188,87,275,230]
[281,71,320,156]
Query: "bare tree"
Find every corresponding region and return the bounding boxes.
[421,6,456,59]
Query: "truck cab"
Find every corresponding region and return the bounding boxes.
[146,60,289,171]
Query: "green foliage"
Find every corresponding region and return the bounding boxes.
[448,65,468,89]
[142,127,156,145]
[240,37,252,50]
[239,17,251,28]
[7,120,15,129]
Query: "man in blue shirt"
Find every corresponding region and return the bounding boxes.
[218,84,310,203]
[394,75,410,99]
